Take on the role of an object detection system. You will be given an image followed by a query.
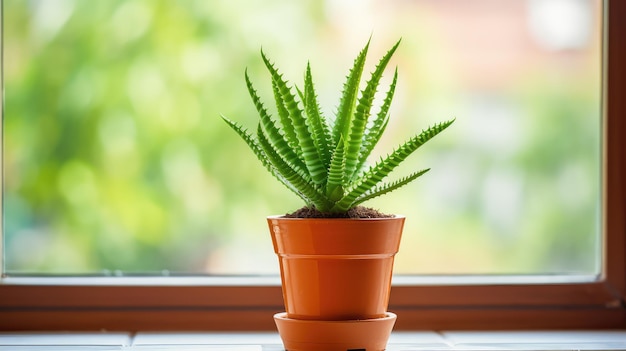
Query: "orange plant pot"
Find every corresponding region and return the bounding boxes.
[267,215,404,350]
[268,215,405,320]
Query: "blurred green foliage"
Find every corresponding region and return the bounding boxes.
[4,0,601,275]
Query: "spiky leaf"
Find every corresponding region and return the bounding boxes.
[352,168,430,207]
[332,119,455,212]
[303,63,333,171]
[261,50,327,185]
[332,38,370,145]
[344,39,400,182]
[326,138,346,202]
[355,68,398,176]
[245,70,307,173]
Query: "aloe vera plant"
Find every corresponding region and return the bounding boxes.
[221,39,454,214]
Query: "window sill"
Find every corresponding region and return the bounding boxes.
[2,331,626,350]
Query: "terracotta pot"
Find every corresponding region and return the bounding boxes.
[267,215,404,350]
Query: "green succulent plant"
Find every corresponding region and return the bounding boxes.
[221,39,454,214]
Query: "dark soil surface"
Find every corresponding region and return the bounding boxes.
[284,206,394,219]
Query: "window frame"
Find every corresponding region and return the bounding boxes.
[1,0,624,331]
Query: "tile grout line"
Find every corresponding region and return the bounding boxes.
[435,330,455,347]
[128,332,137,347]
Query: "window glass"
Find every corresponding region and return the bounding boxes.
[3,0,602,275]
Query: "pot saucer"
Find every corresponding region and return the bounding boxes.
[273,312,396,351]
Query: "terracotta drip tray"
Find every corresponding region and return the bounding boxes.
[274,312,397,351]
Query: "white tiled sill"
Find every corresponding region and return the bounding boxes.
[1,331,626,350]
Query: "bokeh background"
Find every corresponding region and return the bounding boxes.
[4,0,602,275]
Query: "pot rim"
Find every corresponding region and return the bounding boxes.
[267,214,405,221]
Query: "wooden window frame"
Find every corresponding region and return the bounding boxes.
[0,1,624,331]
